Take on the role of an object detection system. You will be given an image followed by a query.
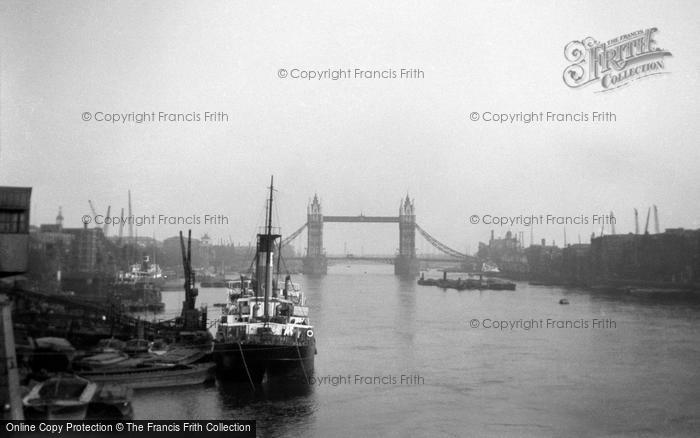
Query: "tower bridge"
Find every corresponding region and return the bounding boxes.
[281,194,474,275]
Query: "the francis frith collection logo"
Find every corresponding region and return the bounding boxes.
[563,28,672,92]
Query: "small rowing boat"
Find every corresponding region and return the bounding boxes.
[23,375,97,420]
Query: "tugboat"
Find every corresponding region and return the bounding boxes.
[213,177,315,384]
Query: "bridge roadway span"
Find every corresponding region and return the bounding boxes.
[323,216,399,223]
[287,255,464,263]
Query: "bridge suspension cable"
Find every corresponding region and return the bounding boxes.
[281,222,307,247]
[415,223,466,258]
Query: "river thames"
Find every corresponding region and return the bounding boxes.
[133,264,700,437]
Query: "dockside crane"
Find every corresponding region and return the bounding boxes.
[128,190,134,244]
[88,200,98,228]
[179,230,204,331]
[118,208,125,244]
[610,211,616,235]
[653,205,660,233]
[644,207,651,234]
[103,205,111,237]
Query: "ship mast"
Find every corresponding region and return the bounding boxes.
[263,176,274,322]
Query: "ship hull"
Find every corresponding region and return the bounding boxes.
[78,363,215,389]
[213,342,315,384]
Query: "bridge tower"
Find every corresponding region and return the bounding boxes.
[303,194,327,274]
[395,195,419,275]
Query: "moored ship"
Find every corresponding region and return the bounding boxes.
[112,256,165,312]
[213,177,315,384]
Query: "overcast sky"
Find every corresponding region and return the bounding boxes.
[1,0,699,255]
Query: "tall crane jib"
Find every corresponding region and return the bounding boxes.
[88,200,97,217]
[128,190,134,244]
[653,205,660,234]
[118,208,125,243]
[610,211,616,235]
[180,230,197,310]
[103,205,111,236]
[87,199,98,229]
[179,229,203,331]
[644,207,651,234]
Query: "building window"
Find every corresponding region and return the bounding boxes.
[0,210,27,233]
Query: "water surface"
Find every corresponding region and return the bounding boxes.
[133,264,700,437]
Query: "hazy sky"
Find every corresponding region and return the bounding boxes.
[1,0,699,255]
